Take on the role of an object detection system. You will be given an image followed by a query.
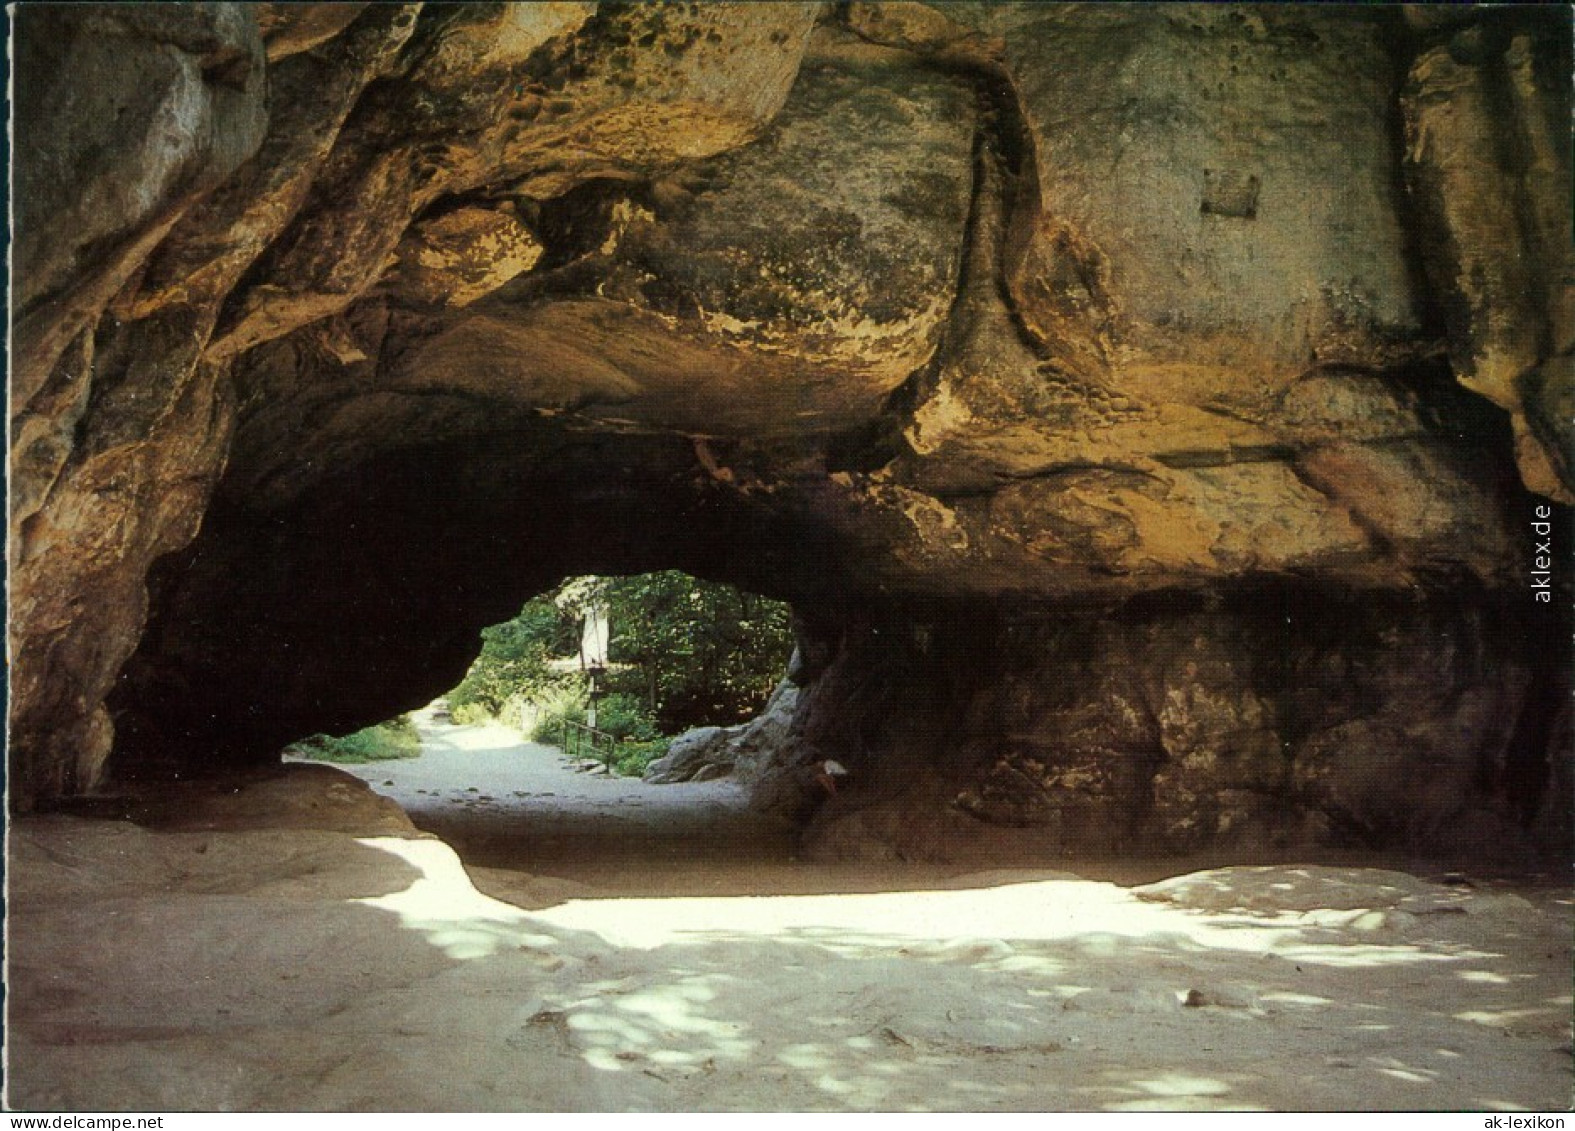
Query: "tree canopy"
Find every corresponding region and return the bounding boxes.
[448,572,794,734]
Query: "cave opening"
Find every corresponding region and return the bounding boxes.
[46,305,1556,891]
[281,569,810,882]
[103,419,855,786]
[86,399,1572,877]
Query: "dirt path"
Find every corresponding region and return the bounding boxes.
[333,709,790,883]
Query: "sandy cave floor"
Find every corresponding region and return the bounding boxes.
[5,711,1572,1112]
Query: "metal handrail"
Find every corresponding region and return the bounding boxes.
[561,719,619,771]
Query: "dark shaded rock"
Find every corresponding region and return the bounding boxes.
[731,682,803,781]
[1400,11,1575,500]
[787,585,1569,861]
[254,3,370,61]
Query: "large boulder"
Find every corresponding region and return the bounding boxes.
[642,725,739,785]
[644,682,804,785]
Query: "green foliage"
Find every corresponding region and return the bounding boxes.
[612,738,670,778]
[530,688,666,776]
[529,682,588,746]
[592,692,662,743]
[592,571,794,732]
[448,597,576,715]
[451,701,492,726]
[291,715,421,764]
[448,571,793,772]
[455,573,793,730]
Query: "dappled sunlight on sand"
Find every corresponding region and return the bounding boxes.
[353,837,559,960]
[1096,1070,1265,1112]
[337,838,1570,1105]
[565,973,756,1073]
[333,839,1570,1110]
[525,876,1492,973]
[11,811,1568,1113]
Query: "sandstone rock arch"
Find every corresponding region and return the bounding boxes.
[11,3,1571,859]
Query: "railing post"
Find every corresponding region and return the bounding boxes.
[560,719,617,773]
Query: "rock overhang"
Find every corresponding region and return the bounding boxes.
[7,3,1569,855]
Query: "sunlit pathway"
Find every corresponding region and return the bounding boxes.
[334,709,794,880]
[16,714,1575,1111]
[12,807,1570,1112]
[260,711,1575,1112]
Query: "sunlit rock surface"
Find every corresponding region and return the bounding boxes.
[9,4,1571,858]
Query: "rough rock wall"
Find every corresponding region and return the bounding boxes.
[10,4,1572,855]
[12,2,422,799]
[769,586,1570,861]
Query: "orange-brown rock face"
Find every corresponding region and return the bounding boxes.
[1401,22,1575,501]
[10,4,1571,857]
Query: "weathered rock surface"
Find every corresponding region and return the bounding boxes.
[11,1,422,802]
[9,4,1571,859]
[644,680,801,784]
[781,585,1566,861]
[1004,7,1423,380]
[13,4,268,372]
[1401,15,1575,500]
[643,725,737,784]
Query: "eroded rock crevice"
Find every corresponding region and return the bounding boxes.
[10,4,1572,861]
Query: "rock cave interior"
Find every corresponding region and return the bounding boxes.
[7,1,1573,1113]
